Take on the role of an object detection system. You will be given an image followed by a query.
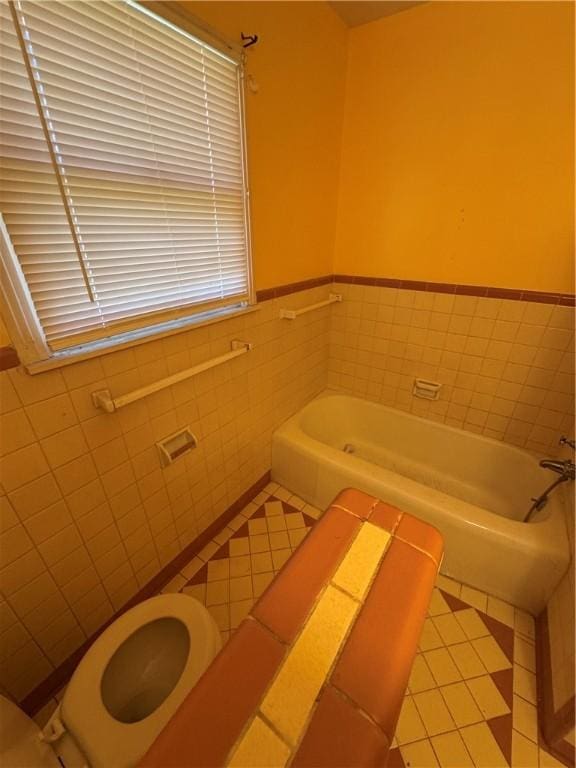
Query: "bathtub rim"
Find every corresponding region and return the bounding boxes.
[276,390,569,545]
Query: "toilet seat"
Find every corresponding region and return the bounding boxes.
[60,594,221,768]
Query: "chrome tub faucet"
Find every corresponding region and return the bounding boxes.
[524,436,575,521]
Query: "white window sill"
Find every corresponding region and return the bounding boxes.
[25,303,260,375]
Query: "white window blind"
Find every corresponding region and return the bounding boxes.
[0,0,251,352]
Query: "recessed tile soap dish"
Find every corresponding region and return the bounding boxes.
[157,427,197,467]
[413,379,442,400]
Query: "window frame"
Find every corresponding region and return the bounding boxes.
[0,0,255,373]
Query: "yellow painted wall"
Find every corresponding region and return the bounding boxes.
[181,1,348,290]
[334,1,575,293]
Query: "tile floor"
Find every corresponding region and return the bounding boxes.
[37,481,569,768]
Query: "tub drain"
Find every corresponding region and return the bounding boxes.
[343,443,355,454]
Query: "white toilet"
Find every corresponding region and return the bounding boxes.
[0,594,222,768]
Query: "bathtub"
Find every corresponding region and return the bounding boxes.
[271,393,570,615]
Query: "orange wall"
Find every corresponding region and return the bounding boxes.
[181,1,348,291]
[334,1,575,293]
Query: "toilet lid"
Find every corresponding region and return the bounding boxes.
[0,696,61,768]
[61,594,220,768]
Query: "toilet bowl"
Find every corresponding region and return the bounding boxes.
[0,594,221,768]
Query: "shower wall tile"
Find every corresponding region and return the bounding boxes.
[0,286,331,702]
[328,282,575,454]
[547,485,575,714]
[1,277,573,704]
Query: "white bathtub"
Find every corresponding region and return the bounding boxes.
[272,393,570,615]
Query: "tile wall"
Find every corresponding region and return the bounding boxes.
[0,286,331,701]
[547,485,575,715]
[328,281,575,454]
[1,277,574,704]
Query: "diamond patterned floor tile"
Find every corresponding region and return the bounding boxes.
[167,482,567,768]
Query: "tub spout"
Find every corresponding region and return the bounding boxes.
[539,459,576,479]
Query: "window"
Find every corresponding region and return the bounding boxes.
[0,0,252,366]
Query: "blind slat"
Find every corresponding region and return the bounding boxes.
[0,0,250,349]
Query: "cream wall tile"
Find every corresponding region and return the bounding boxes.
[8,368,66,406]
[0,410,36,457]
[67,572,108,623]
[40,426,89,470]
[0,523,33,566]
[0,622,32,663]
[9,571,61,619]
[91,437,129,475]
[0,549,46,596]
[36,609,82,656]
[50,547,92,588]
[46,625,85,666]
[0,444,49,492]
[53,455,98,495]
[7,474,62,520]
[81,409,124,450]
[328,290,573,451]
[0,496,18,534]
[38,525,83,568]
[24,502,72,546]
[0,372,21,413]
[15,286,567,706]
[66,479,107,519]
[74,603,113,642]
[25,394,78,439]
[20,589,67,638]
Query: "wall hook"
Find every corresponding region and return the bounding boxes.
[241,32,258,48]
